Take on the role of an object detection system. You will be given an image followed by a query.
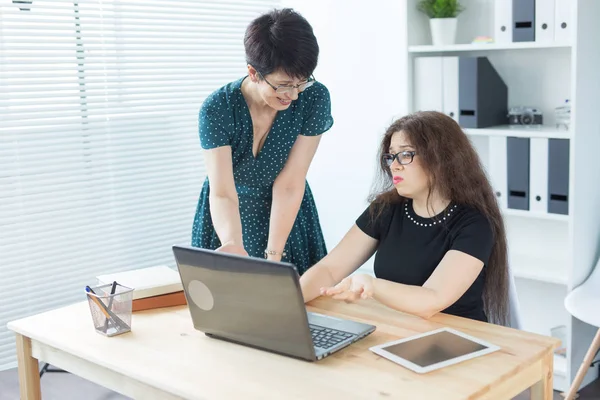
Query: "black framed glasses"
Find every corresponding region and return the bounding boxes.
[382,151,416,167]
[257,71,315,94]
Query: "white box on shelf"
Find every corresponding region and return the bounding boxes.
[535,0,556,43]
[413,56,460,123]
[413,57,442,112]
[441,57,458,123]
[488,136,508,210]
[494,0,513,44]
[554,0,572,43]
[529,138,549,213]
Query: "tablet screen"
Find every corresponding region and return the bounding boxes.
[381,330,489,367]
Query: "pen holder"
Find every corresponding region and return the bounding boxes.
[86,282,134,337]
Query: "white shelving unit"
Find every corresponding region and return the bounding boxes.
[503,208,569,222]
[465,125,572,140]
[402,0,600,393]
[510,252,568,285]
[409,41,571,53]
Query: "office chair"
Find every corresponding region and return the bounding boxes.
[507,265,522,330]
[563,257,600,400]
[488,265,522,329]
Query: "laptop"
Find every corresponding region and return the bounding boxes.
[171,245,376,361]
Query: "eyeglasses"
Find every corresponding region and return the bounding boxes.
[382,151,416,167]
[258,71,315,94]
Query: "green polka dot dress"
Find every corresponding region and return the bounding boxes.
[191,76,334,275]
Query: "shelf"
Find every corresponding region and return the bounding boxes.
[554,354,567,377]
[408,42,571,54]
[510,253,568,285]
[465,125,571,140]
[502,209,570,222]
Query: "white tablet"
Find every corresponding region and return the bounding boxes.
[369,327,500,374]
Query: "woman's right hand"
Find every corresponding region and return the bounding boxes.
[216,241,249,257]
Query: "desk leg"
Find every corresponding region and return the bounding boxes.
[530,351,554,400]
[15,334,42,400]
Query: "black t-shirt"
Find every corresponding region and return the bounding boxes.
[355,199,494,322]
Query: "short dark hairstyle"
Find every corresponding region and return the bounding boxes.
[244,8,319,80]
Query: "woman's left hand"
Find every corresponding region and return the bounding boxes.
[320,274,375,303]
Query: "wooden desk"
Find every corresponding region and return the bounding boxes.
[8,297,559,400]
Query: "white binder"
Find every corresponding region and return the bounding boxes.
[494,0,513,44]
[442,57,459,123]
[554,0,572,43]
[488,136,508,210]
[529,138,549,213]
[535,0,555,43]
[413,57,443,112]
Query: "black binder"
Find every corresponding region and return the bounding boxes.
[513,0,535,42]
[458,57,508,129]
[548,139,570,215]
[507,137,530,210]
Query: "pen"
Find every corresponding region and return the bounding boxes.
[86,286,129,331]
[103,281,118,333]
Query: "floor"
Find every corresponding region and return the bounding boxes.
[0,366,128,400]
[1,365,600,399]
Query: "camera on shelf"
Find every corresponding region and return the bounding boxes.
[507,106,543,126]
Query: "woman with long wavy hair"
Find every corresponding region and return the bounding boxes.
[300,111,509,325]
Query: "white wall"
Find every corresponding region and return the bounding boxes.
[282,0,409,270]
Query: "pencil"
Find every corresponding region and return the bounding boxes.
[88,292,111,320]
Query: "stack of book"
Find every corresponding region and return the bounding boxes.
[97,265,187,312]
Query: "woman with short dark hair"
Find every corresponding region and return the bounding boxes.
[191,8,333,274]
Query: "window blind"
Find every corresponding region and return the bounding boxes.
[0,0,279,370]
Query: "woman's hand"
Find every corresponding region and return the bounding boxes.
[215,241,249,257]
[320,274,375,303]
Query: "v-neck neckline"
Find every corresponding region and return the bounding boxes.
[238,76,282,161]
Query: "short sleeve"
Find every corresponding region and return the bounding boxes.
[198,91,232,150]
[355,203,391,240]
[450,211,495,265]
[300,82,334,137]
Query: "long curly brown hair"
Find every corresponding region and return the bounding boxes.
[368,111,509,326]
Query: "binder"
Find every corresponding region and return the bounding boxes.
[458,57,508,129]
[488,136,508,210]
[442,57,459,123]
[535,0,555,43]
[529,138,549,213]
[554,0,572,43]
[494,0,513,44]
[547,139,570,215]
[413,57,443,112]
[512,0,535,42]
[506,137,530,210]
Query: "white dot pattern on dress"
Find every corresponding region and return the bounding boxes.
[191,77,334,274]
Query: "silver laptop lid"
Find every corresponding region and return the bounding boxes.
[172,245,316,360]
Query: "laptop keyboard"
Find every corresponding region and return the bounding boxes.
[309,324,355,349]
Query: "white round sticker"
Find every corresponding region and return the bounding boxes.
[187,279,214,311]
